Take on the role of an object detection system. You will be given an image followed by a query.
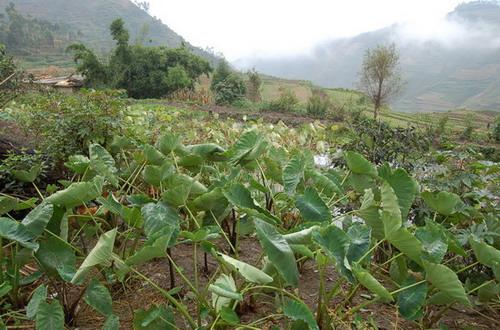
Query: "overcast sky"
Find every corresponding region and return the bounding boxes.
[148,0,466,61]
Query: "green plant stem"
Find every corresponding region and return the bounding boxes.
[443,249,472,265]
[316,257,326,326]
[341,297,380,321]
[193,243,201,327]
[241,285,302,302]
[121,161,146,196]
[209,314,220,330]
[165,252,209,307]
[358,239,385,264]
[11,244,19,307]
[32,182,44,201]
[381,252,403,267]
[325,280,343,302]
[390,280,427,295]
[130,268,196,329]
[338,284,360,310]
[456,261,479,274]
[184,205,201,230]
[247,314,283,327]
[467,279,495,295]
[209,210,237,256]
[44,229,83,255]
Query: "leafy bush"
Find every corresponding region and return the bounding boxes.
[461,112,476,140]
[213,74,246,105]
[493,116,500,142]
[344,117,431,169]
[264,88,299,112]
[210,60,232,91]
[0,149,47,194]
[0,43,23,106]
[246,69,262,103]
[306,89,331,117]
[15,90,126,164]
[68,18,211,99]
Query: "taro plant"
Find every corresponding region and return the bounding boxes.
[0,125,498,329]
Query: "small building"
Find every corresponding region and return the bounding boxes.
[32,75,84,94]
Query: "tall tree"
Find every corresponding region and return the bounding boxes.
[68,18,211,99]
[358,43,403,120]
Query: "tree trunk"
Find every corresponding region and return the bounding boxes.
[373,101,380,120]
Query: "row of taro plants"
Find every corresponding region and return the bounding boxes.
[0,128,498,329]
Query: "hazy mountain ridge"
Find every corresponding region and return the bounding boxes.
[237,1,500,112]
[0,0,219,63]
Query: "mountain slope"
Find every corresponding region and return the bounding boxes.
[0,0,218,63]
[237,1,500,112]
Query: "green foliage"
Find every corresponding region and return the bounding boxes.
[35,300,64,330]
[0,149,46,193]
[344,117,431,169]
[282,298,319,330]
[213,74,246,105]
[263,87,299,112]
[210,60,232,91]
[68,19,211,99]
[306,89,331,117]
[246,69,262,103]
[0,106,496,329]
[493,116,500,142]
[15,90,125,163]
[461,112,476,140]
[0,43,22,106]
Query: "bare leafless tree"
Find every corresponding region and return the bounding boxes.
[358,43,403,120]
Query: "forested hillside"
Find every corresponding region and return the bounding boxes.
[0,0,219,64]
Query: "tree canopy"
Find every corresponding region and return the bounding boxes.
[358,43,403,119]
[68,18,211,99]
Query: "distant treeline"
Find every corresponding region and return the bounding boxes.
[0,3,80,55]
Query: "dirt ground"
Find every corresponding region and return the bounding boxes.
[73,237,499,330]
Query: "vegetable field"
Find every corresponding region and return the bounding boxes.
[0,94,499,330]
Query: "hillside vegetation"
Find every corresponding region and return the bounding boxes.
[0,3,498,325]
[0,0,218,66]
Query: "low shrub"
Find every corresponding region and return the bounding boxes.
[14,89,126,165]
[306,89,330,117]
[213,74,246,105]
[264,88,299,112]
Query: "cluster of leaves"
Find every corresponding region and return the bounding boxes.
[343,116,432,170]
[246,69,262,103]
[262,87,300,113]
[0,149,47,195]
[493,115,500,142]
[210,61,246,105]
[68,18,211,99]
[13,90,126,165]
[306,89,332,117]
[0,43,24,107]
[0,121,497,329]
